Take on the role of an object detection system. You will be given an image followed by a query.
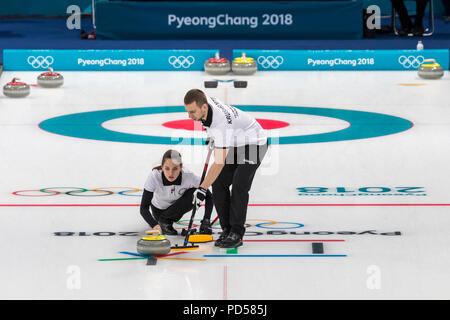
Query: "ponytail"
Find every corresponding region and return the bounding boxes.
[152,149,182,171]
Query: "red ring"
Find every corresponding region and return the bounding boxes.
[12,189,60,197]
[162,118,289,131]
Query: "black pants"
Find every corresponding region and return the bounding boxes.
[391,0,429,29]
[444,0,450,15]
[212,142,268,237]
[144,188,213,225]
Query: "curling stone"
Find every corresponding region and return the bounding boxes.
[37,67,64,88]
[418,59,444,79]
[3,78,30,98]
[204,52,231,75]
[137,232,171,256]
[232,52,257,75]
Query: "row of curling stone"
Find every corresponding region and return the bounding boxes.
[3,68,64,98]
[418,59,444,79]
[204,52,257,76]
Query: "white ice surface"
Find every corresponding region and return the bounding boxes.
[0,70,449,299]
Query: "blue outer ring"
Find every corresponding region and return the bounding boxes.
[39,105,413,145]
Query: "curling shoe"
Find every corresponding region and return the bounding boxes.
[214,229,230,247]
[219,232,243,248]
[159,221,178,236]
[199,219,212,235]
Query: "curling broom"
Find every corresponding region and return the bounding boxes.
[171,140,214,250]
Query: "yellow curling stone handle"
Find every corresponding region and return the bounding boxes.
[421,59,440,67]
[234,52,254,64]
[141,234,167,241]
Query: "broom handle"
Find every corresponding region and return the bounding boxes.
[200,146,213,182]
[183,141,214,245]
[201,140,214,184]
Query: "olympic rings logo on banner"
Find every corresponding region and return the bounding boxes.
[176,218,304,230]
[398,55,424,69]
[27,56,54,69]
[168,55,195,69]
[257,56,284,69]
[12,187,143,197]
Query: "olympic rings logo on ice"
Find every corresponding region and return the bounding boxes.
[27,56,54,69]
[257,56,284,69]
[176,218,305,230]
[398,55,425,69]
[12,187,143,197]
[168,55,195,69]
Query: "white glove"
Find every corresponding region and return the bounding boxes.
[206,137,215,149]
[192,187,207,210]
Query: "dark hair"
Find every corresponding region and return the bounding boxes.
[153,150,182,171]
[184,89,207,107]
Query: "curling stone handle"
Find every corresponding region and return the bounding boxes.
[145,229,161,236]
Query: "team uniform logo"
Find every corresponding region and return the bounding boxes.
[168,55,195,69]
[27,56,54,69]
[398,55,425,69]
[257,56,284,69]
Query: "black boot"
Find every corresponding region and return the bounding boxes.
[199,219,212,235]
[214,229,230,247]
[219,232,243,248]
[412,25,424,37]
[159,221,178,236]
[397,27,411,36]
